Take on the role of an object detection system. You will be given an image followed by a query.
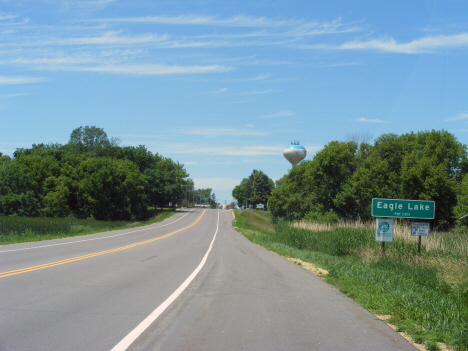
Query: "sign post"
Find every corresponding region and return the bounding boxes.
[372,199,435,257]
[411,222,430,257]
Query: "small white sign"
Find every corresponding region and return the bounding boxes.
[375,218,394,242]
[411,222,430,236]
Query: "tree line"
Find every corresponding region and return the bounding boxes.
[233,130,468,230]
[232,169,275,208]
[0,126,191,221]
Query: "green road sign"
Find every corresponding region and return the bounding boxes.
[372,198,435,219]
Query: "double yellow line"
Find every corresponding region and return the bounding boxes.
[0,210,206,279]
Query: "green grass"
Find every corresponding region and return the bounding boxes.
[0,209,177,245]
[233,209,468,351]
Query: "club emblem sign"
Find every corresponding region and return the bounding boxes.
[375,218,394,242]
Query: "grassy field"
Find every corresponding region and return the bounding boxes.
[0,209,177,245]
[233,209,468,351]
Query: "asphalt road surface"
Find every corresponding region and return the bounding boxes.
[0,209,417,351]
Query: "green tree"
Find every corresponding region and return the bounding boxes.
[248,170,274,207]
[232,178,249,207]
[0,161,37,215]
[68,126,111,155]
[76,158,147,220]
[269,141,357,221]
[335,130,466,222]
[454,173,468,231]
[145,158,188,208]
[232,170,274,208]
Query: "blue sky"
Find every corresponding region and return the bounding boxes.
[1,0,468,205]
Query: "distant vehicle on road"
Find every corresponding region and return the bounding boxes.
[201,203,207,208]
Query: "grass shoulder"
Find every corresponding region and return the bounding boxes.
[0,208,177,245]
[232,209,466,351]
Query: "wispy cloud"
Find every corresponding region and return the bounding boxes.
[0,14,29,26]
[182,128,267,137]
[198,87,228,95]
[7,0,117,11]
[150,143,322,157]
[447,111,468,122]
[225,74,270,82]
[236,89,281,96]
[260,110,293,119]
[356,118,386,123]
[0,75,48,84]
[55,64,233,75]
[194,178,242,190]
[311,32,468,54]
[93,15,359,31]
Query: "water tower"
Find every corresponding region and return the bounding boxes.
[283,141,306,167]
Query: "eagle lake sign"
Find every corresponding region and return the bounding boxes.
[372,198,435,256]
[371,198,435,219]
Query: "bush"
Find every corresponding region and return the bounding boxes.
[304,210,340,223]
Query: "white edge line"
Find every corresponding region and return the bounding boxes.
[0,210,194,254]
[110,211,221,351]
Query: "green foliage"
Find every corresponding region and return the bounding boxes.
[232,169,275,208]
[0,127,189,221]
[269,141,357,221]
[454,173,468,231]
[271,130,468,225]
[303,210,340,223]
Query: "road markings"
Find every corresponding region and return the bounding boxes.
[110,211,221,351]
[0,210,206,279]
[0,210,194,254]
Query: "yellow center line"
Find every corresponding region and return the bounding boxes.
[0,210,206,279]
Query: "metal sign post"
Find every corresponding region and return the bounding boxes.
[411,222,430,257]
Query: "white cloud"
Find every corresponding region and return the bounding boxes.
[447,111,468,122]
[94,15,356,31]
[150,143,322,157]
[331,33,468,54]
[356,118,386,123]
[236,89,281,96]
[193,178,241,190]
[0,76,48,84]
[260,110,294,119]
[226,74,270,82]
[55,31,168,46]
[8,0,117,10]
[198,87,228,95]
[151,144,280,156]
[0,14,29,26]
[182,128,267,137]
[66,64,233,75]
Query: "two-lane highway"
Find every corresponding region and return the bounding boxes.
[0,209,219,351]
[1,209,416,350]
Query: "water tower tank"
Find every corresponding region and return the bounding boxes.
[283,141,306,167]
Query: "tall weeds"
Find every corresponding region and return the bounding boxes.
[0,216,130,244]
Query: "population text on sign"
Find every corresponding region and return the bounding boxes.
[411,222,430,236]
[371,198,435,219]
